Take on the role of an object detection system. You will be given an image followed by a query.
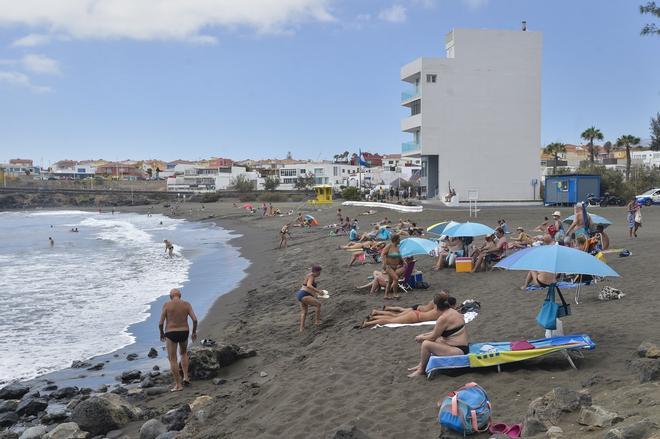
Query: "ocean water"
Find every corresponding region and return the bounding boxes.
[0,210,248,385]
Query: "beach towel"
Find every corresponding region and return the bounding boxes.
[526,281,589,291]
[374,310,479,328]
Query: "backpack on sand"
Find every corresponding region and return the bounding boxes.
[438,382,492,435]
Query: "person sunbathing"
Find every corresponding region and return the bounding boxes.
[434,237,464,270]
[369,296,456,318]
[359,226,380,242]
[341,241,375,250]
[472,228,506,272]
[407,292,469,378]
[520,270,557,290]
[348,242,385,266]
[361,291,451,328]
[533,216,549,233]
[356,266,406,295]
[509,227,533,249]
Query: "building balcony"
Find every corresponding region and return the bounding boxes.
[401,90,420,104]
[401,114,422,132]
[402,142,421,154]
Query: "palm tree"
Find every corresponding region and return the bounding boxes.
[581,127,604,163]
[543,142,566,175]
[603,141,613,155]
[616,134,641,180]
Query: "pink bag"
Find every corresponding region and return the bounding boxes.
[511,340,535,351]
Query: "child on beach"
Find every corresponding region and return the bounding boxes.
[295,264,324,332]
[279,223,291,249]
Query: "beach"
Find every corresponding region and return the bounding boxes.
[2,200,659,438]
[119,201,659,438]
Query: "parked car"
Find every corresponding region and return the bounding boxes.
[636,188,660,206]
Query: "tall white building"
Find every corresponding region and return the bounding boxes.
[401,28,542,201]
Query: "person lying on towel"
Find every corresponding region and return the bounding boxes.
[407,292,469,378]
[361,291,453,328]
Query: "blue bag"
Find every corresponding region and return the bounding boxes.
[536,287,559,330]
[438,382,492,435]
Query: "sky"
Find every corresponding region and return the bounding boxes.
[0,0,658,165]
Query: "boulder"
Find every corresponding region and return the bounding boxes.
[43,385,57,392]
[188,345,243,380]
[18,426,47,439]
[144,387,168,397]
[630,359,660,383]
[326,424,370,439]
[0,384,30,400]
[161,405,191,431]
[126,354,138,361]
[522,415,547,437]
[0,400,19,413]
[50,387,79,400]
[41,408,70,424]
[120,370,141,383]
[0,432,19,439]
[545,426,563,438]
[147,348,158,359]
[140,377,154,389]
[154,433,178,439]
[190,396,213,423]
[525,387,591,429]
[577,405,622,428]
[43,422,88,439]
[0,411,19,428]
[16,397,49,417]
[96,385,108,394]
[70,361,91,369]
[211,378,226,386]
[637,341,660,359]
[86,363,104,371]
[105,430,126,439]
[71,394,137,436]
[604,419,657,439]
[139,419,167,439]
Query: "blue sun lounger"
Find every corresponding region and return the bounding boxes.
[425,334,596,378]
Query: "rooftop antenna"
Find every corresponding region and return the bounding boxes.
[522,20,527,31]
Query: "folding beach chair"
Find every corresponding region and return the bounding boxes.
[397,259,417,293]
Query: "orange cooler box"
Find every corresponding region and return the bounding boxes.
[455,257,473,272]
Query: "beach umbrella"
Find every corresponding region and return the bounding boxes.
[242,203,253,209]
[563,214,612,228]
[443,222,495,238]
[399,237,438,257]
[304,214,318,225]
[494,245,619,277]
[426,220,459,235]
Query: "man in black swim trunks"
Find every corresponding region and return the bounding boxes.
[159,288,198,392]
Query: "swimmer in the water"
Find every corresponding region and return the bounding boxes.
[49,237,54,246]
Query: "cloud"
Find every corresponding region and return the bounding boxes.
[21,54,60,75]
[0,54,61,75]
[11,33,52,47]
[0,0,335,44]
[462,0,489,10]
[0,71,52,93]
[378,5,407,23]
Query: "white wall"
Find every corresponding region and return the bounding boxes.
[402,28,542,201]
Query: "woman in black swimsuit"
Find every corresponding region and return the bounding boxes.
[407,292,469,378]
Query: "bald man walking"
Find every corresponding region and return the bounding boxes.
[159,288,198,392]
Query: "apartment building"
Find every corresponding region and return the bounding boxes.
[276,163,362,190]
[401,28,542,201]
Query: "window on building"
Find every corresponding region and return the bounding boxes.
[426,74,437,83]
[411,100,421,116]
[314,168,323,176]
[282,177,297,184]
[280,169,296,177]
[333,166,338,177]
[300,169,306,174]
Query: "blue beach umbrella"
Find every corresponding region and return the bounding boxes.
[494,245,619,277]
[443,222,495,238]
[399,237,438,257]
[426,220,459,235]
[563,214,612,228]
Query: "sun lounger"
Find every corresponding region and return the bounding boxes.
[425,334,595,377]
[526,281,590,291]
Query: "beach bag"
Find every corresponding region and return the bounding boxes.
[536,288,559,330]
[375,228,391,241]
[438,382,492,435]
[555,286,571,318]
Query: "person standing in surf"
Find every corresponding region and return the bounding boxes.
[164,239,174,257]
[159,288,198,392]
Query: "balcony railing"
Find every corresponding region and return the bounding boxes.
[401,90,420,102]
[402,142,421,154]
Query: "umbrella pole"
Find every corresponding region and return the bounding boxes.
[575,274,582,304]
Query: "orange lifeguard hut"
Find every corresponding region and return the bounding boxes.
[308,184,333,205]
